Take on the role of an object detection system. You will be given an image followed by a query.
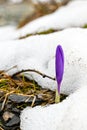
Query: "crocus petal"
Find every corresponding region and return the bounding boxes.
[55,45,64,94]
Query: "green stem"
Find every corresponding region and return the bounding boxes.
[55,89,60,103]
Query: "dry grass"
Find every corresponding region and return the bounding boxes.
[0,69,67,111]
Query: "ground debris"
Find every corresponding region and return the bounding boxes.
[0,71,67,130]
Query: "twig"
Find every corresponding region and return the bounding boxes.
[5,65,17,73]
[0,126,4,130]
[12,69,55,81]
[0,65,17,75]
[31,96,36,107]
[1,91,15,111]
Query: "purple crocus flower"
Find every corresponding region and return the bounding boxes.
[55,45,64,94]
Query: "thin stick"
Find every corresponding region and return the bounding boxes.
[1,91,15,111]
[0,126,4,130]
[5,65,17,72]
[31,96,36,107]
[12,69,55,81]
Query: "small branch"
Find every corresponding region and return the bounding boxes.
[12,69,55,81]
[0,65,17,75]
[5,65,17,72]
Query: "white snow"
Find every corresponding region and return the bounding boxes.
[21,85,87,130]
[0,28,87,94]
[0,26,17,41]
[0,0,87,130]
[32,0,51,4]
[17,0,87,37]
[8,0,23,3]
[1,1,87,40]
[19,27,87,129]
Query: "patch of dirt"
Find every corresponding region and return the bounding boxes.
[0,68,67,130]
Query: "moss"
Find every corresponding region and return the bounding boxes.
[19,29,57,39]
[37,29,56,34]
[83,24,87,28]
